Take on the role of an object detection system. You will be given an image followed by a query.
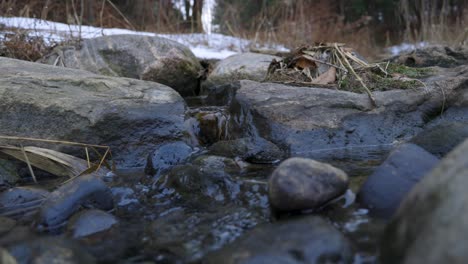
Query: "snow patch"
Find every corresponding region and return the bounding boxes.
[0,16,288,59]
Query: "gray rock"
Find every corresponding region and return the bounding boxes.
[41,35,203,96]
[145,141,193,175]
[147,206,261,262]
[0,57,186,167]
[0,216,16,235]
[0,160,19,186]
[268,157,349,212]
[208,137,284,163]
[204,216,353,264]
[390,46,468,67]
[410,122,468,157]
[228,74,467,159]
[67,209,118,238]
[0,226,35,247]
[8,237,96,264]
[158,155,240,203]
[37,174,113,231]
[203,53,280,92]
[0,187,49,220]
[380,138,468,264]
[357,143,439,218]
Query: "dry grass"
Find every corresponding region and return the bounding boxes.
[0,26,55,61]
[400,0,468,45]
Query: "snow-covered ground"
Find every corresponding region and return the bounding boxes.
[0,16,288,59]
[386,42,429,56]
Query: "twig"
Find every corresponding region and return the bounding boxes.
[100,0,106,36]
[20,144,37,183]
[301,54,348,73]
[0,135,108,149]
[85,147,90,168]
[335,43,377,107]
[106,0,136,30]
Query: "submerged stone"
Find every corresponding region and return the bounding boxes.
[37,174,113,231]
[8,237,96,264]
[145,141,194,175]
[67,209,118,238]
[208,137,284,163]
[204,215,353,264]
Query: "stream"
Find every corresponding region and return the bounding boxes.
[105,94,393,264]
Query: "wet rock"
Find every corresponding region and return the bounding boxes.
[204,216,353,264]
[37,174,113,231]
[410,122,468,157]
[145,142,193,176]
[67,209,118,238]
[0,226,35,247]
[203,53,280,92]
[111,187,139,208]
[158,155,240,203]
[228,75,467,159]
[204,82,241,106]
[0,57,186,167]
[0,187,49,220]
[0,160,19,186]
[8,237,96,264]
[380,139,468,264]
[208,137,284,163]
[357,143,439,218]
[147,206,262,262]
[0,216,16,235]
[40,35,203,96]
[390,46,468,67]
[269,157,349,213]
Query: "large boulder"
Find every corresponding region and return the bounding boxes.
[357,143,439,218]
[380,139,468,264]
[202,53,280,92]
[227,69,467,159]
[204,216,353,264]
[40,35,203,96]
[268,157,349,213]
[0,57,186,167]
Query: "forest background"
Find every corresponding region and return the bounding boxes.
[0,0,466,57]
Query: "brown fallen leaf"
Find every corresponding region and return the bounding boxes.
[312,67,336,85]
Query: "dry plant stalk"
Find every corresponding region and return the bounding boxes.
[0,135,113,183]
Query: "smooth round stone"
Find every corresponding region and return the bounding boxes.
[268,157,349,212]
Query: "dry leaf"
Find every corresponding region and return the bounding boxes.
[312,67,336,84]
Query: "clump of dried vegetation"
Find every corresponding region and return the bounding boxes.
[265,42,432,106]
[0,25,55,61]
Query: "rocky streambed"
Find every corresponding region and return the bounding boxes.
[0,35,468,264]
